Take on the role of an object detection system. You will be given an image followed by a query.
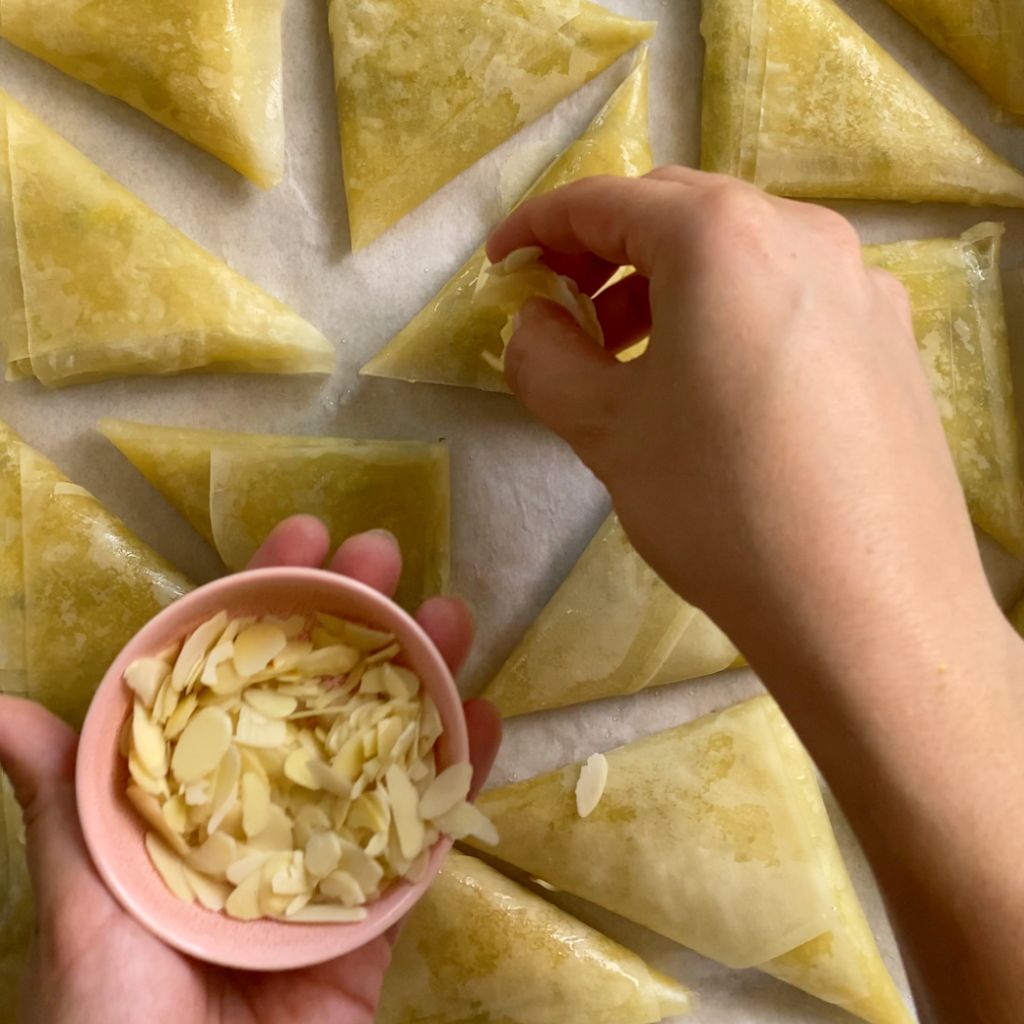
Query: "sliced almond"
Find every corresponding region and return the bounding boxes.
[200,642,235,687]
[233,623,288,678]
[386,765,424,861]
[319,869,365,907]
[339,621,394,652]
[132,701,168,779]
[207,745,241,834]
[284,749,320,790]
[419,763,473,820]
[288,904,368,924]
[161,794,188,834]
[187,832,239,879]
[305,831,343,879]
[226,850,272,886]
[126,786,189,856]
[145,832,194,903]
[297,645,360,677]
[129,752,168,798]
[247,803,295,853]
[434,801,499,846]
[306,759,352,797]
[241,772,271,838]
[224,870,263,920]
[172,611,229,692]
[164,693,198,741]
[183,865,231,911]
[284,892,313,917]
[235,706,288,749]
[332,733,365,782]
[171,707,232,784]
[125,658,170,709]
[575,753,609,819]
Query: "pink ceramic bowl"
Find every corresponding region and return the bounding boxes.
[77,567,468,971]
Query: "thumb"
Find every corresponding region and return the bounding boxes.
[0,696,95,918]
[505,298,625,466]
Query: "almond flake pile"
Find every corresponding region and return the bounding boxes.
[122,610,497,924]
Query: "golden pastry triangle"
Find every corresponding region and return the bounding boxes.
[880,0,1024,116]
[327,0,655,249]
[360,49,652,389]
[0,420,191,728]
[0,0,286,186]
[0,92,333,388]
[468,697,915,1024]
[378,851,693,1023]
[98,419,451,611]
[701,0,1024,205]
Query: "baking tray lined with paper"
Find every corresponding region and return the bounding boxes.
[5,0,1024,1019]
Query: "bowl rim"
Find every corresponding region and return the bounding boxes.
[76,566,468,971]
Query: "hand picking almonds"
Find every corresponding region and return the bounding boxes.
[122,610,497,923]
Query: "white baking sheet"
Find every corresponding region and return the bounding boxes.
[3,0,1024,1020]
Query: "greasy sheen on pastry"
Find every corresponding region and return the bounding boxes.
[469,697,913,1024]
[327,0,654,250]
[378,852,693,1024]
[880,0,1024,116]
[0,420,191,728]
[0,772,31,1024]
[866,224,1024,558]
[0,91,333,388]
[701,0,1024,206]
[483,516,742,718]
[98,419,451,611]
[0,0,286,186]
[360,50,652,389]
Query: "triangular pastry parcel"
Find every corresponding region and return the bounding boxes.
[0,421,191,727]
[98,419,451,610]
[866,224,1024,557]
[701,0,1024,206]
[378,851,693,1024]
[0,771,32,1024]
[483,516,741,718]
[0,92,333,388]
[0,0,286,186]
[361,50,652,390]
[469,697,913,1024]
[880,0,1024,116]
[328,0,654,249]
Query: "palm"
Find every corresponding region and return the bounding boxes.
[2,521,502,1024]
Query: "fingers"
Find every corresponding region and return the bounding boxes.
[593,272,652,353]
[463,699,503,799]
[505,299,624,464]
[487,175,681,276]
[540,250,622,298]
[0,696,91,917]
[414,597,474,674]
[248,515,331,570]
[328,530,404,599]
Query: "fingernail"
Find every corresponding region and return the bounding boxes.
[366,528,398,545]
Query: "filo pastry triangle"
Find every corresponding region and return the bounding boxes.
[0,0,286,186]
[0,91,332,387]
[468,696,913,1024]
[377,851,693,1024]
[360,49,652,389]
[880,0,1024,117]
[0,420,191,727]
[701,0,1024,206]
[485,223,1023,718]
[98,419,451,611]
[328,0,654,249]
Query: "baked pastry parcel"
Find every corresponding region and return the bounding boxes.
[0,420,191,727]
[485,223,1023,718]
[880,0,1024,117]
[98,419,451,610]
[0,91,333,388]
[0,772,31,1024]
[328,0,654,250]
[469,697,914,1024]
[0,0,286,186]
[378,851,693,1024]
[701,0,1024,206]
[361,50,652,389]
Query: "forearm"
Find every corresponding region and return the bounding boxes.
[743,594,1024,1024]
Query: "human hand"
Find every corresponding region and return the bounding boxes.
[0,516,502,1024]
[488,167,1012,694]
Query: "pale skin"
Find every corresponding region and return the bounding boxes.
[3,168,1023,1023]
[489,168,1024,1024]
[0,522,502,1024]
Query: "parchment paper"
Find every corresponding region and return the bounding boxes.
[3,0,1024,1020]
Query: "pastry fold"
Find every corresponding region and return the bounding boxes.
[0,91,332,387]
[378,851,693,1024]
[0,0,286,185]
[361,50,652,389]
[99,419,451,610]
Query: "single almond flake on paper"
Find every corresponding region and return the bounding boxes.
[419,763,473,820]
